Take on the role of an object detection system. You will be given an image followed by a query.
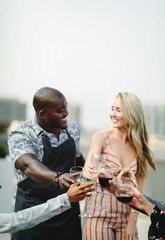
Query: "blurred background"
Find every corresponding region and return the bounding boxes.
[0,0,165,239]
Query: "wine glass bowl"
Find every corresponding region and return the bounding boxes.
[78,170,93,218]
[70,166,83,182]
[79,171,92,185]
[90,154,106,195]
[70,166,84,173]
[115,182,133,203]
[98,168,113,189]
[91,154,106,173]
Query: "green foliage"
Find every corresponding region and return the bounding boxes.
[0,143,8,158]
[0,122,8,133]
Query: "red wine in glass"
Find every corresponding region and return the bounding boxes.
[116,196,133,203]
[99,177,113,189]
[115,182,133,203]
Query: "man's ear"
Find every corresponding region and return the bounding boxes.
[39,110,48,119]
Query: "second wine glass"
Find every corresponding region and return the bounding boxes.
[70,166,83,182]
[115,181,134,203]
[96,167,113,210]
[79,170,93,218]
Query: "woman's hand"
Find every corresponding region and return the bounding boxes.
[125,219,138,240]
[106,180,117,195]
[84,163,96,176]
[124,185,155,216]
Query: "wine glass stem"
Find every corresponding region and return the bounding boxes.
[95,181,98,194]
[84,197,88,214]
[100,190,103,207]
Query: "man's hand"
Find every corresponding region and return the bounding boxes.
[67,182,94,203]
[58,173,81,190]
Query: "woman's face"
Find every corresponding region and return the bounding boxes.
[110,97,126,129]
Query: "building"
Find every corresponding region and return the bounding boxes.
[0,98,26,151]
[0,98,26,126]
[144,103,165,138]
[67,100,81,127]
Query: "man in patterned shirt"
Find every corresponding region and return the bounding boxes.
[8,87,85,240]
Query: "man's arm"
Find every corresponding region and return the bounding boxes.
[15,153,57,185]
[0,193,70,233]
[15,153,75,189]
[0,182,94,233]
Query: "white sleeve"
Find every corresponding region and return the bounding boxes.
[0,193,70,233]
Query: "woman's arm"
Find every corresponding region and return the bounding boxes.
[84,131,105,173]
[123,185,155,216]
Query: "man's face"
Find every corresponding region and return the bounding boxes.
[43,96,68,129]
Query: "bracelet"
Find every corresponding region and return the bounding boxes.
[54,172,64,186]
[131,209,140,214]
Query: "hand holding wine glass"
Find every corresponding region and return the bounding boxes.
[115,181,134,203]
[67,182,94,203]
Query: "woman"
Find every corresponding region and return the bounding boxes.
[83,92,156,240]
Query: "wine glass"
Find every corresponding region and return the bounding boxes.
[96,167,113,210]
[70,166,83,182]
[115,181,134,203]
[78,170,93,218]
[91,154,106,195]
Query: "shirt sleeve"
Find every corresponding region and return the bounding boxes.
[0,193,70,233]
[144,194,165,211]
[8,129,36,164]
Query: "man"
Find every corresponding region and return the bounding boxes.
[0,183,93,233]
[8,87,85,240]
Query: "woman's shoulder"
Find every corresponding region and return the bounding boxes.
[92,129,112,140]
[92,130,106,137]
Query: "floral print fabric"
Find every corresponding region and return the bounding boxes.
[148,206,165,240]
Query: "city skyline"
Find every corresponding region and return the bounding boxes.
[1,0,165,130]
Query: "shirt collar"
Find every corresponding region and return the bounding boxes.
[30,116,45,136]
[31,116,66,137]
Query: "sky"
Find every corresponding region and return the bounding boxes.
[0,0,165,130]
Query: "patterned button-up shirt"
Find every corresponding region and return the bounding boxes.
[8,116,82,183]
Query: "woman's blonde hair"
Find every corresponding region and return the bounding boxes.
[117,92,156,178]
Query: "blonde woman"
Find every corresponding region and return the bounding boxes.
[83,92,156,240]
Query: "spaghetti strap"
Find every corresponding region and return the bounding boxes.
[101,131,110,147]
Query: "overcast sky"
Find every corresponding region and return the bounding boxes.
[0,0,165,130]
